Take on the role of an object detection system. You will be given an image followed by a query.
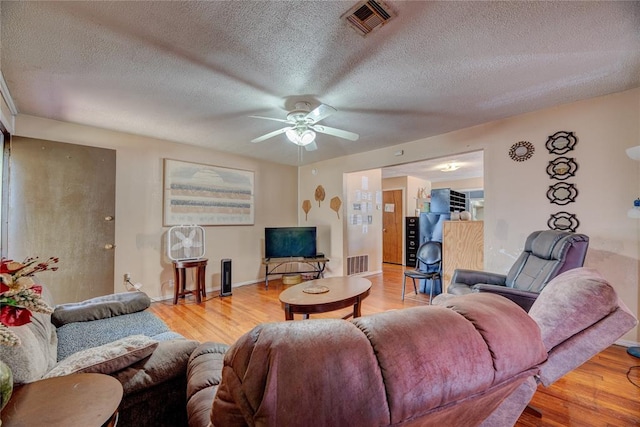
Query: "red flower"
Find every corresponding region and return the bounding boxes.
[0,305,32,327]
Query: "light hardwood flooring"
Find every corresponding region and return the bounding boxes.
[149,263,640,426]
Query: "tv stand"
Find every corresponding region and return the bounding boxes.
[262,256,329,289]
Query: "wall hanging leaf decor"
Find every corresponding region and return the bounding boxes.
[315,185,326,207]
[302,200,311,221]
[330,196,342,219]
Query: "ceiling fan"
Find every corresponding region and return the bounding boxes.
[250,102,359,151]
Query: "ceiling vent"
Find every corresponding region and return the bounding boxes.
[342,0,394,36]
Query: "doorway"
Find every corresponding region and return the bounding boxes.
[382,189,403,264]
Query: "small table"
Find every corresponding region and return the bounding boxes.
[172,258,208,304]
[2,373,123,427]
[279,276,371,320]
[262,257,329,289]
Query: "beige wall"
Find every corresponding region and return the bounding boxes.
[14,114,299,300]
[300,88,640,344]
[346,169,383,274]
[432,177,484,192]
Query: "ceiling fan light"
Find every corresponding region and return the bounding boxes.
[300,130,316,145]
[440,162,460,172]
[285,128,301,144]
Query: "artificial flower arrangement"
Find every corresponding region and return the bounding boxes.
[0,257,58,346]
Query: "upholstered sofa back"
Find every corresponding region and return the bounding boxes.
[0,286,58,383]
[211,294,547,427]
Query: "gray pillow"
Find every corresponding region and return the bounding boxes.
[0,310,58,383]
[52,291,151,327]
[43,335,158,378]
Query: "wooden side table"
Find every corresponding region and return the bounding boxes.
[1,373,122,427]
[172,258,208,304]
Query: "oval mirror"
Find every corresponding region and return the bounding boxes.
[547,182,578,205]
[547,157,578,180]
[546,131,577,154]
[547,211,579,232]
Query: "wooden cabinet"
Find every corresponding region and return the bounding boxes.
[442,221,484,291]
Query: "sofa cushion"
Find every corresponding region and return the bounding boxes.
[528,267,619,351]
[52,291,151,327]
[0,309,58,383]
[187,342,229,427]
[56,310,172,361]
[111,338,199,396]
[43,335,158,378]
[0,285,58,384]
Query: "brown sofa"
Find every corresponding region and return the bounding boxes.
[187,293,547,426]
[187,267,637,427]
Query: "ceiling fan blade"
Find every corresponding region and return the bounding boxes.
[306,104,336,123]
[249,115,291,124]
[311,125,359,141]
[304,141,318,152]
[251,127,292,143]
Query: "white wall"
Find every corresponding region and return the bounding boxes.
[299,88,640,343]
[14,114,299,300]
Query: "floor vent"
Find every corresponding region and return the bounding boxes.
[347,255,369,275]
[342,0,394,36]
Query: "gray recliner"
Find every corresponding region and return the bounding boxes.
[446,230,589,311]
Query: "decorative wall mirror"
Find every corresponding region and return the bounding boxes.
[547,212,579,232]
[509,141,534,162]
[547,182,578,205]
[547,157,578,180]
[546,131,577,154]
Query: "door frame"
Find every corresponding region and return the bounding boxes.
[382,187,405,264]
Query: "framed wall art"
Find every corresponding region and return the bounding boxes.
[163,159,254,226]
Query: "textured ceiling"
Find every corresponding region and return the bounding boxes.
[2,1,639,167]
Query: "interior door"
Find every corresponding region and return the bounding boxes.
[382,189,403,264]
[7,137,116,303]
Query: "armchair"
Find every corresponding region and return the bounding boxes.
[447,230,589,311]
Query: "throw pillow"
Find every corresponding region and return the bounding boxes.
[43,335,158,378]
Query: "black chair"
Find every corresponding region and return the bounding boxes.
[402,241,442,303]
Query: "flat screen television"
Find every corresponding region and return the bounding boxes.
[265,227,317,259]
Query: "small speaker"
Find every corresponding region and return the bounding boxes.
[220,259,232,296]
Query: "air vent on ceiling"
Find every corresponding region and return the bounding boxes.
[342,0,394,36]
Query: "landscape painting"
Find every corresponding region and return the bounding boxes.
[163,159,254,226]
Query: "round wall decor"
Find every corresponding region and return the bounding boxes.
[509,141,535,162]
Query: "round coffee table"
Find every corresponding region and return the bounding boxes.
[2,373,122,427]
[279,276,371,320]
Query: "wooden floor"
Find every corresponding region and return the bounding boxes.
[149,263,640,426]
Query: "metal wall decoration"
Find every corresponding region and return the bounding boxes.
[547,212,580,232]
[546,157,578,180]
[546,131,579,231]
[546,131,577,154]
[509,141,535,162]
[547,182,578,205]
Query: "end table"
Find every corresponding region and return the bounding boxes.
[1,373,122,427]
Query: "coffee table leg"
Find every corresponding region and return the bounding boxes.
[353,298,362,318]
[284,304,294,321]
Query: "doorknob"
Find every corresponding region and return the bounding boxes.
[104,244,116,250]
[104,216,114,221]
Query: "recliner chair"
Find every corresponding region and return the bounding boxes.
[446,230,589,311]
